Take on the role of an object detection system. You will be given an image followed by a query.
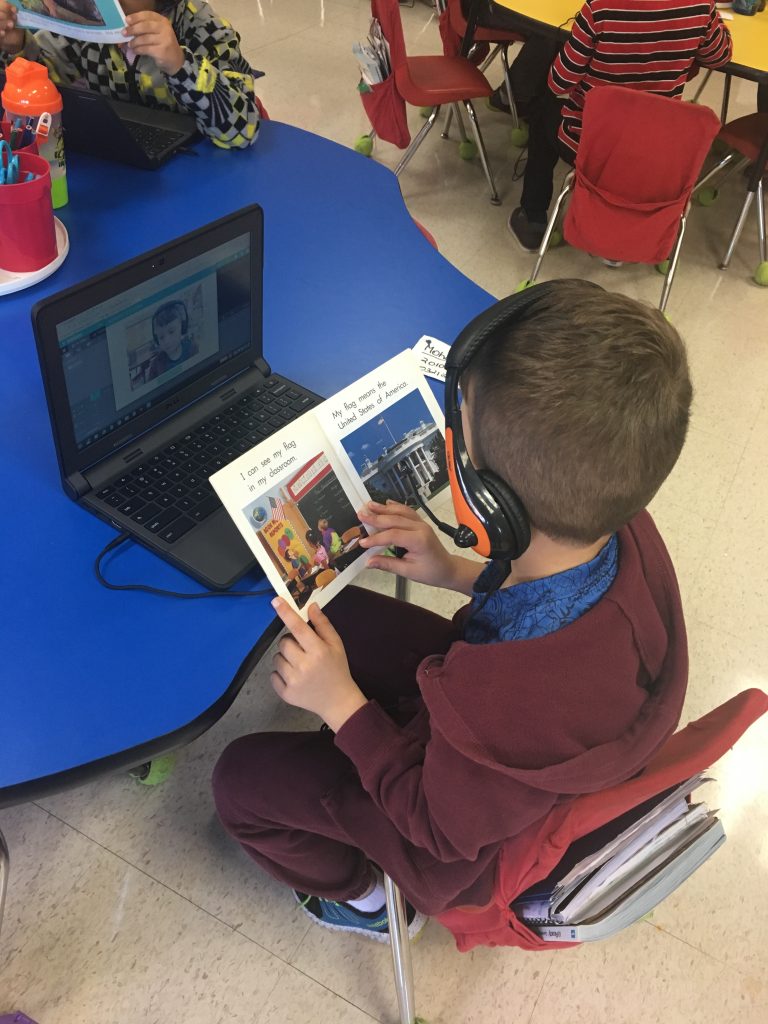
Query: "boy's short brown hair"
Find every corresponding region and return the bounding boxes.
[463,281,692,544]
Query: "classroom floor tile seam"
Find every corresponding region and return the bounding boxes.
[28,800,315,970]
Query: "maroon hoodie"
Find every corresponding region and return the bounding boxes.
[325,510,688,915]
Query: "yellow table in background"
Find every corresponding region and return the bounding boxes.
[487,1,768,81]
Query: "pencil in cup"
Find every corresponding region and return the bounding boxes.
[0,119,39,156]
[0,152,58,273]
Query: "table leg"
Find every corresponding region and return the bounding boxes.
[720,74,731,123]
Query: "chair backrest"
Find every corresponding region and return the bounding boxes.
[437,687,768,952]
[563,86,721,263]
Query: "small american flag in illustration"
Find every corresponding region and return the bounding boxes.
[269,496,286,521]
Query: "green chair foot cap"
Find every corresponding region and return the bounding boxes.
[515,279,534,292]
[754,262,768,287]
[458,140,477,161]
[354,135,374,157]
[695,187,718,206]
[656,259,671,275]
[131,753,176,786]
[509,124,529,148]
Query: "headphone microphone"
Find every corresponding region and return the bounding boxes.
[396,461,477,547]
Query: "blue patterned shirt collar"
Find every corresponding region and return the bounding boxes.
[464,533,619,644]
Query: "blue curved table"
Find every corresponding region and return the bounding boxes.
[0,120,492,806]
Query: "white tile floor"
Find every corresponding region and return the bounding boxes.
[2,3,768,1022]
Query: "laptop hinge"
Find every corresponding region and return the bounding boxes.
[256,357,271,377]
[66,471,90,500]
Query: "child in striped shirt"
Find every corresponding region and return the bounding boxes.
[509,0,732,252]
[0,0,262,150]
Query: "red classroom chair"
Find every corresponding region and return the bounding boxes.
[383,687,768,1023]
[436,0,529,147]
[526,86,721,311]
[359,0,501,204]
[696,113,768,286]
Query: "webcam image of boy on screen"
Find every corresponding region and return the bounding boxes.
[145,300,199,382]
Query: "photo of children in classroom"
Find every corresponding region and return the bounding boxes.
[243,453,367,610]
[16,0,106,27]
[340,389,447,508]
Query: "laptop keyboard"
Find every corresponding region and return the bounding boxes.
[124,120,187,159]
[94,377,316,545]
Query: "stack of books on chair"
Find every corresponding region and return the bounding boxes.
[512,774,724,942]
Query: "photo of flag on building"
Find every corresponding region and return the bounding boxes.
[269,495,286,521]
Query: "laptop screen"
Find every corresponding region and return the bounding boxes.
[56,234,252,453]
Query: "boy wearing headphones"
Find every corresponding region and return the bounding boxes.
[213,281,692,941]
[146,299,197,380]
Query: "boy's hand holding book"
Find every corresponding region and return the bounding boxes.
[271,598,367,733]
[359,500,480,596]
[124,11,184,75]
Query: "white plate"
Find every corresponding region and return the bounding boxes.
[0,218,70,297]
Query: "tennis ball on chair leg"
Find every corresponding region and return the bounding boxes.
[509,123,529,148]
[419,106,433,119]
[131,753,176,786]
[458,140,477,160]
[695,187,718,206]
[354,134,374,157]
[754,262,768,287]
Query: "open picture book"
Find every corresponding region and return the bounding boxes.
[8,0,127,44]
[210,350,447,618]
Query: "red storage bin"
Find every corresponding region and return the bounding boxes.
[0,151,57,273]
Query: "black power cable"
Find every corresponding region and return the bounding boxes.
[94,533,273,599]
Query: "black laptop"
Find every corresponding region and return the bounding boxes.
[60,85,200,169]
[32,205,320,589]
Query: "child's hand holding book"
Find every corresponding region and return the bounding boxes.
[270,598,367,732]
[359,500,481,596]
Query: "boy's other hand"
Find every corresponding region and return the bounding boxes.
[270,598,367,733]
[357,499,460,589]
[124,11,184,75]
[0,1,24,53]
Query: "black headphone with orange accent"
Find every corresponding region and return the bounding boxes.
[442,282,567,562]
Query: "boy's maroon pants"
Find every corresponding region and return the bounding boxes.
[212,587,495,913]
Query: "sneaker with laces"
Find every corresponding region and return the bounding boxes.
[294,890,427,943]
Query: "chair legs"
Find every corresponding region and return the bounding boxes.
[463,100,500,204]
[395,106,442,177]
[720,189,756,270]
[529,171,573,283]
[659,212,688,313]
[384,873,418,1024]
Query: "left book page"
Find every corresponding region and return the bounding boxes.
[210,409,375,619]
[9,0,127,44]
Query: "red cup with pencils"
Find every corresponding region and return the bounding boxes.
[0,151,57,273]
[0,118,39,156]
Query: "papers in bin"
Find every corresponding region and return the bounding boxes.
[354,18,392,88]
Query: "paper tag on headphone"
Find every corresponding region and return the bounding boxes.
[412,335,450,382]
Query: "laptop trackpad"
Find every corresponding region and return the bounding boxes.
[173,508,256,590]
